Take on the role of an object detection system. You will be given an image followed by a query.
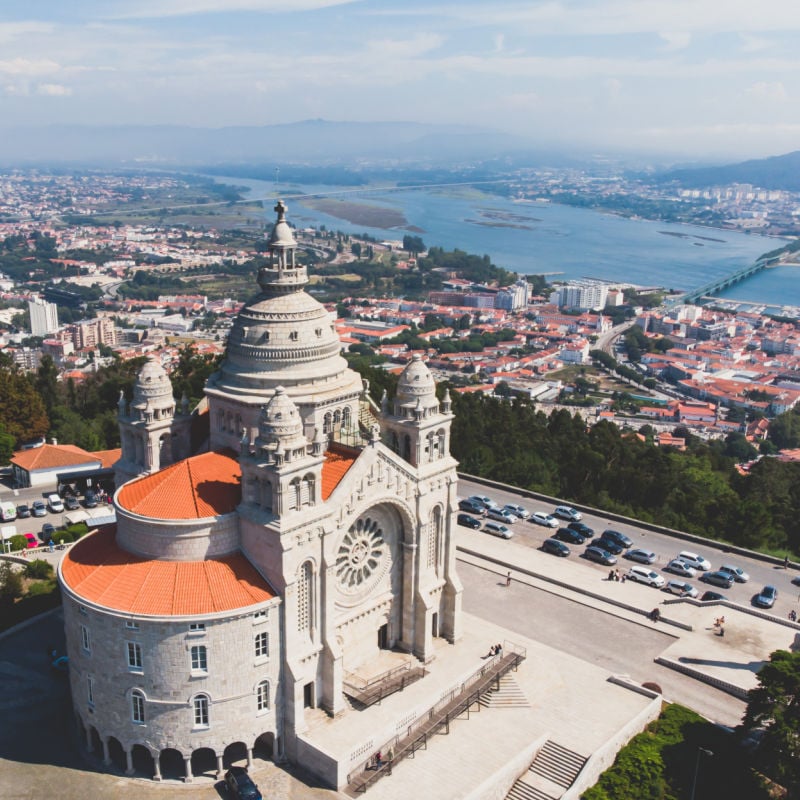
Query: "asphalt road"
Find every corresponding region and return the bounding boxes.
[459,478,800,619]
[458,559,747,728]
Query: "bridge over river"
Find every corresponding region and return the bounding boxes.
[665,254,779,308]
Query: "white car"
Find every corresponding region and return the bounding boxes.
[531,512,559,528]
[665,559,697,578]
[483,521,513,539]
[718,564,750,583]
[666,580,699,598]
[626,566,666,588]
[553,505,582,522]
[503,503,530,520]
[47,493,64,513]
[677,551,711,571]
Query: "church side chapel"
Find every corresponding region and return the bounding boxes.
[58,201,464,787]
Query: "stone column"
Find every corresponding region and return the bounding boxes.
[246,747,253,768]
[101,738,110,766]
[85,727,93,753]
[183,756,193,783]
[125,748,134,776]
[274,736,286,763]
[400,540,417,652]
[152,752,162,781]
[216,754,224,779]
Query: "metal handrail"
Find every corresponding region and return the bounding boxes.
[344,660,413,692]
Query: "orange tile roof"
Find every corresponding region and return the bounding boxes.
[11,443,97,471]
[61,527,274,615]
[92,448,122,469]
[118,450,241,520]
[321,447,357,500]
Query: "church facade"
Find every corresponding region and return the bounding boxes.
[58,202,463,786]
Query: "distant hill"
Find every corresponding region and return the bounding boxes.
[0,119,542,168]
[660,150,800,191]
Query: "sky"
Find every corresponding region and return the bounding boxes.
[1,0,799,160]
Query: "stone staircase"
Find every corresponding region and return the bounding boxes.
[478,674,531,709]
[507,740,588,800]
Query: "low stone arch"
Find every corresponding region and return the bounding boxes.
[131,743,155,777]
[107,735,126,772]
[223,741,248,768]
[253,732,275,762]
[191,747,217,779]
[159,747,185,781]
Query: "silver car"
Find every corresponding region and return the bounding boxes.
[532,512,559,528]
[666,580,699,598]
[624,548,657,565]
[718,564,750,583]
[486,508,517,525]
[665,558,697,578]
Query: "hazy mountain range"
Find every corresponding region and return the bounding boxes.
[660,150,800,192]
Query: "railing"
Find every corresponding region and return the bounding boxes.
[346,641,526,793]
[343,660,427,708]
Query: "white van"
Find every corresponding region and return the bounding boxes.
[0,501,17,522]
[47,493,64,513]
[677,551,711,571]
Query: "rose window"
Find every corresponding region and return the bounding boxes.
[336,516,385,591]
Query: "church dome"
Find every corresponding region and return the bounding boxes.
[397,355,436,404]
[259,386,303,441]
[209,201,358,400]
[131,358,174,413]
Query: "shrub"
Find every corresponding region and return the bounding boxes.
[65,522,89,540]
[24,559,53,580]
[53,531,74,545]
[26,579,57,597]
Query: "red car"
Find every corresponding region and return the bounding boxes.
[23,533,38,548]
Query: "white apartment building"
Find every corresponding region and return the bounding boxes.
[28,298,59,336]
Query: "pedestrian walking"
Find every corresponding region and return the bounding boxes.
[506,571,512,587]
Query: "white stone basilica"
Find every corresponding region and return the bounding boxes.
[58,201,463,787]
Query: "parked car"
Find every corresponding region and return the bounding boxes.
[596,536,624,555]
[31,500,47,518]
[224,766,263,800]
[23,533,38,548]
[701,571,735,589]
[15,504,30,519]
[676,550,711,571]
[503,503,530,520]
[40,523,56,542]
[664,559,697,578]
[46,493,64,513]
[624,548,657,565]
[468,495,500,512]
[483,521,513,539]
[83,490,98,508]
[531,512,559,528]
[458,498,486,516]
[542,538,570,557]
[64,495,80,511]
[626,566,665,588]
[486,508,518,525]
[700,590,727,602]
[718,564,750,583]
[584,545,617,566]
[753,585,778,609]
[601,529,633,548]
[553,505,582,522]
[555,526,587,545]
[567,521,594,538]
[457,513,482,530]
[666,580,699,598]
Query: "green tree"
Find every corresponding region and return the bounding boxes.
[402,235,425,255]
[0,561,23,605]
[0,359,49,445]
[741,649,800,796]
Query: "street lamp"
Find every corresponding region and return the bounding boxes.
[690,747,713,800]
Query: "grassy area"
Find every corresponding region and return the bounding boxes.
[583,703,771,800]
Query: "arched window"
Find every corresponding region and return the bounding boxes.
[342,406,351,428]
[297,561,313,634]
[428,507,442,570]
[193,694,209,728]
[302,473,316,506]
[131,690,145,724]
[323,412,332,434]
[256,681,270,712]
[437,428,446,459]
[333,409,341,428]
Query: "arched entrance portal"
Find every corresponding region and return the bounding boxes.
[89,726,103,756]
[223,741,248,768]
[131,744,154,777]
[253,732,274,763]
[107,736,126,772]
[159,748,184,781]
[191,747,217,779]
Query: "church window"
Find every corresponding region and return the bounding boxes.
[287,477,300,511]
[189,622,205,633]
[289,331,298,341]
[335,517,386,592]
[315,328,322,337]
[342,406,351,428]
[254,631,269,659]
[403,435,412,462]
[127,641,142,671]
[428,507,443,570]
[437,429,446,459]
[80,625,91,654]
[252,609,268,622]
[190,645,207,673]
[124,620,139,630]
[297,561,313,633]
[256,680,270,712]
[333,409,341,427]
[87,676,94,707]
[323,413,332,434]
[131,690,145,724]
[193,695,209,727]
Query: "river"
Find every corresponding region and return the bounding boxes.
[210,174,798,307]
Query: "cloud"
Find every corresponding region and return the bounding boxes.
[502,91,540,109]
[739,34,771,53]
[0,58,61,76]
[106,0,357,19]
[745,81,787,101]
[0,22,54,44]
[365,32,444,58]
[659,31,691,51]
[493,33,505,53]
[605,78,622,98]
[37,82,72,96]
